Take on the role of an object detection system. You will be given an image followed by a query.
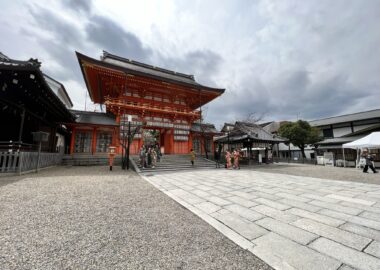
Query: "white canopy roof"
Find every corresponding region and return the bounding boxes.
[342,132,380,149]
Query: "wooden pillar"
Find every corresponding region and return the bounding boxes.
[188,132,193,152]
[170,128,174,154]
[70,126,76,155]
[92,127,97,155]
[18,108,25,143]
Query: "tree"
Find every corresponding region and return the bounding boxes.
[278,120,321,158]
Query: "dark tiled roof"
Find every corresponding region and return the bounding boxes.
[0,52,41,68]
[216,121,287,143]
[191,122,219,133]
[310,109,380,127]
[71,110,117,126]
[102,51,197,85]
[98,51,224,94]
[43,73,73,107]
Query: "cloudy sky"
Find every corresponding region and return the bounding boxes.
[1,0,379,128]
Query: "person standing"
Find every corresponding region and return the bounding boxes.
[139,146,146,168]
[233,149,240,169]
[214,149,221,168]
[151,148,157,168]
[156,144,161,162]
[190,149,195,166]
[225,150,232,169]
[362,150,378,173]
[147,147,152,167]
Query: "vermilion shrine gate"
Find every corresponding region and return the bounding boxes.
[71,51,224,155]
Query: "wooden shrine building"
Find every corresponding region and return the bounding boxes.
[0,53,75,152]
[74,51,225,155]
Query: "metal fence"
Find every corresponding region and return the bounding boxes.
[0,151,63,174]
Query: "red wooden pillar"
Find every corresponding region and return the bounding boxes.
[170,128,175,154]
[70,126,76,155]
[188,132,193,153]
[91,127,97,155]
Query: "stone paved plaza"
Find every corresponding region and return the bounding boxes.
[145,169,380,270]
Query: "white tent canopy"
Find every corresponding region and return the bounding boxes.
[342,132,380,149]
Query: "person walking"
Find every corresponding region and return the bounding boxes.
[190,149,196,166]
[362,149,378,173]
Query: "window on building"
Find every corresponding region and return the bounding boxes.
[74,131,92,153]
[323,128,334,138]
[96,132,112,152]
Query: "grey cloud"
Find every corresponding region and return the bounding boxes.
[22,5,86,81]
[156,49,223,86]
[27,6,83,47]
[64,0,92,13]
[86,15,151,62]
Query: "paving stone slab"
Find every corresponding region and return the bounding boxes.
[190,189,211,198]
[301,193,341,203]
[193,201,221,214]
[278,198,322,212]
[309,237,380,270]
[292,218,372,250]
[339,222,380,242]
[251,232,341,270]
[226,196,258,208]
[229,191,258,200]
[253,205,299,223]
[249,191,282,201]
[309,200,363,216]
[326,194,376,206]
[207,196,232,206]
[225,204,264,221]
[255,217,318,245]
[213,212,268,240]
[254,198,292,210]
[287,208,345,227]
[364,240,380,258]
[275,192,312,202]
[359,211,380,222]
[339,201,380,214]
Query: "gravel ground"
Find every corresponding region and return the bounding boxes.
[249,163,380,185]
[0,166,272,270]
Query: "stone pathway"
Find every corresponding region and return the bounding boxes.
[144,170,380,270]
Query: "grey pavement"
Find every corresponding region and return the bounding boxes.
[0,166,272,270]
[146,169,380,270]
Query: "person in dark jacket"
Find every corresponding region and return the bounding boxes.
[362,149,378,173]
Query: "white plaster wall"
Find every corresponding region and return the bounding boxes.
[333,127,352,138]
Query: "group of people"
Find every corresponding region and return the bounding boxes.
[139,144,161,169]
[214,148,242,169]
[222,149,241,169]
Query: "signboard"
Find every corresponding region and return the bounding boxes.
[323,152,334,166]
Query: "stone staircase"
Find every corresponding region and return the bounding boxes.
[131,154,217,173]
[62,154,121,166]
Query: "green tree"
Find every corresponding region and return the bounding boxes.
[278,120,321,158]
